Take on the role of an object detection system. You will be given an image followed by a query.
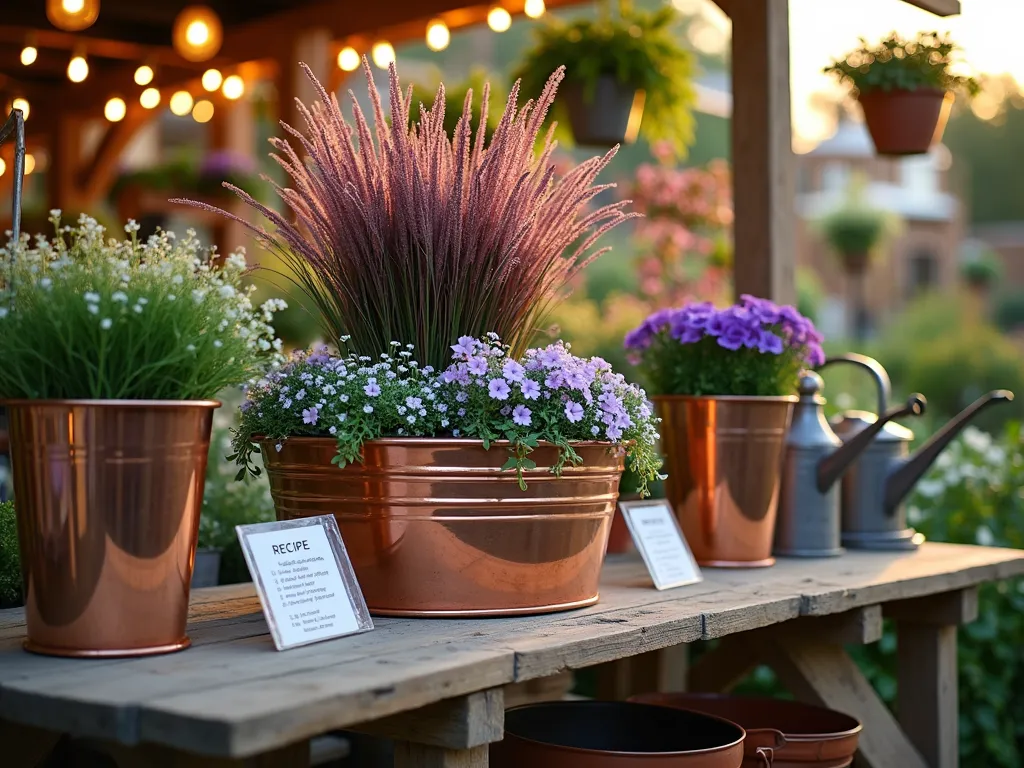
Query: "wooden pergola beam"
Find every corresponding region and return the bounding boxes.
[901,0,961,15]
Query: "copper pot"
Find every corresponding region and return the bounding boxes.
[857,88,953,156]
[5,399,217,657]
[654,396,796,568]
[631,694,860,768]
[491,701,751,767]
[260,438,623,617]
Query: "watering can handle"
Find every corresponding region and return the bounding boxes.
[817,353,892,415]
[0,108,26,243]
[757,746,774,766]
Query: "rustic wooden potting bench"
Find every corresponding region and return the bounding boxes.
[3,542,1022,768]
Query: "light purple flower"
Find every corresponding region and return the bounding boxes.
[502,360,526,382]
[564,401,584,423]
[545,370,565,389]
[364,381,381,397]
[451,335,477,357]
[488,378,511,400]
[302,407,319,425]
[468,357,488,376]
[512,405,532,426]
[521,380,541,400]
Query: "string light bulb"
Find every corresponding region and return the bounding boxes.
[140,88,161,109]
[11,98,30,120]
[201,68,222,91]
[20,46,38,66]
[371,41,395,69]
[426,19,450,51]
[67,53,89,83]
[487,6,512,32]
[104,97,126,123]
[192,99,214,123]
[172,5,223,62]
[337,47,360,72]
[46,0,99,32]
[524,0,546,18]
[24,154,36,175]
[0,158,5,177]
[221,75,244,100]
[134,65,154,86]
[169,90,194,116]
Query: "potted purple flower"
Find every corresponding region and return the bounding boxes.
[625,295,824,567]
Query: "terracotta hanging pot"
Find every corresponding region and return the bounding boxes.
[261,437,623,617]
[491,701,765,767]
[5,399,216,657]
[562,76,646,148]
[653,395,796,567]
[856,88,953,156]
[631,694,861,768]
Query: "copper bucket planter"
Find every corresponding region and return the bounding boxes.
[5,399,217,657]
[654,396,796,568]
[491,701,752,767]
[260,437,623,617]
[631,694,860,768]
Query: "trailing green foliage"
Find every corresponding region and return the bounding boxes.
[0,214,284,400]
[824,31,980,96]
[0,501,21,609]
[513,1,696,156]
[960,253,1002,288]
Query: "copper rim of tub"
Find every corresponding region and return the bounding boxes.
[4,399,218,657]
[653,395,797,568]
[631,693,861,768]
[259,437,624,617]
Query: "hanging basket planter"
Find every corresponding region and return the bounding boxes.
[562,78,646,148]
[857,88,953,156]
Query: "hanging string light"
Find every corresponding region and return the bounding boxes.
[67,52,89,83]
[20,44,38,66]
[371,41,395,69]
[24,154,36,175]
[0,158,5,177]
[221,75,244,100]
[47,0,99,32]
[139,88,161,109]
[487,6,512,32]
[201,68,223,92]
[337,47,361,72]
[172,5,223,62]
[426,19,450,52]
[11,98,30,121]
[524,0,546,18]
[134,65,154,86]
[192,100,215,123]
[169,91,194,116]
[104,97,126,122]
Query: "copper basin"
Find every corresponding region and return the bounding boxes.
[5,399,217,657]
[631,694,861,768]
[260,438,623,617]
[654,396,796,568]
[492,701,748,767]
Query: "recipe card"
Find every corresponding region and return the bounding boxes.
[236,515,373,650]
[618,499,702,590]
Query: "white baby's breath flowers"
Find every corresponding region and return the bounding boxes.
[100,318,113,330]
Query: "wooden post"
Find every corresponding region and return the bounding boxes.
[726,0,796,304]
[276,28,333,132]
[393,744,488,768]
[209,94,258,260]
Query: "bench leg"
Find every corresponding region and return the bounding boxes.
[394,743,488,768]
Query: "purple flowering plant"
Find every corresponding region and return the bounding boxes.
[233,333,662,494]
[624,295,825,397]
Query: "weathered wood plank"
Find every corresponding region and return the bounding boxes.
[897,623,959,768]
[352,689,503,750]
[394,743,488,768]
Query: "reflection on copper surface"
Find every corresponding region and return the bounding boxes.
[5,399,217,657]
[261,438,623,616]
[655,396,795,568]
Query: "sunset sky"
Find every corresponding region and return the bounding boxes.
[677,0,1024,149]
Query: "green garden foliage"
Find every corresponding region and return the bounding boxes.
[0,501,21,609]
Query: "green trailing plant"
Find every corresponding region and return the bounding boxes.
[0,213,284,400]
[824,31,980,96]
[815,176,899,273]
[110,151,267,202]
[0,501,21,609]
[961,252,1002,288]
[513,0,696,156]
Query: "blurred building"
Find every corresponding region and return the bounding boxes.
[795,116,965,339]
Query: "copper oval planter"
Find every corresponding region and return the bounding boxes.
[491,701,748,767]
[654,395,796,568]
[631,694,860,768]
[260,437,624,616]
[4,399,218,657]
[857,88,953,156]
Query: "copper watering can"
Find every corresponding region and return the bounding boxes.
[818,353,1013,550]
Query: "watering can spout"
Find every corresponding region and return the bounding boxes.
[884,390,1015,513]
[816,394,927,492]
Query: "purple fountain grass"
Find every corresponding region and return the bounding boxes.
[175,58,637,369]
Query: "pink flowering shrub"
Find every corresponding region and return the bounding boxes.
[234,335,662,494]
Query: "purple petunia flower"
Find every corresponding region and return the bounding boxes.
[468,356,488,376]
[302,407,319,425]
[488,378,511,400]
[502,360,526,382]
[364,381,381,397]
[564,400,584,423]
[521,380,541,400]
[512,404,532,426]
[756,330,784,355]
[451,335,477,357]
